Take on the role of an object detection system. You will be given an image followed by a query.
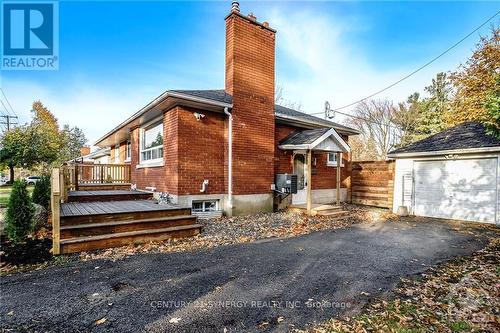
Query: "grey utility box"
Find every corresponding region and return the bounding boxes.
[275,174,298,194]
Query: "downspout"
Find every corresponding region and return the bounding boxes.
[224,107,233,214]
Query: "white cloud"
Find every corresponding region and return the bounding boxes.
[0,5,479,144]
[269,7,470,123]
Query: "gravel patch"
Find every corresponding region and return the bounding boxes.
[79,204,393,262]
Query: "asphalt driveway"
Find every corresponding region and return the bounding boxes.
[0,218,488,332]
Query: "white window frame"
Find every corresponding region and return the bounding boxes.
[138,118,164,167]
[327,152,344,167]
[114,144,120,162]
[125,140,131,162]
[192,200,219,213]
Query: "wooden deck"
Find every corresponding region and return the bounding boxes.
[61,200,181,217]
[58,199,200,253]
[67,190,152,202]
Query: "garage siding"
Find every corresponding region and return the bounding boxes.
[393,154,499,225]
[414,159,497,223]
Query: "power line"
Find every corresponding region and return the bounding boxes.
[0,88,17,117]
[310,9,500,115]
[0,99,10,117]
[0,115,19,131]
[328,108,401,130]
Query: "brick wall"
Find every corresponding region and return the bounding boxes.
[177,106,226,195]
[130,109,179,194]
[225,12,276,195]
[130,106,227,196]
[274,124,349,190]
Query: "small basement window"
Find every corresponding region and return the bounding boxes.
[192,200,222,219]
[192,200,219,213]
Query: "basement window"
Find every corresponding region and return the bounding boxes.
[140,122,163,164]
[192,200,219,213]
[327,153,343,167]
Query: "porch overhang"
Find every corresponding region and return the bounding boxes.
[278,127,350,153]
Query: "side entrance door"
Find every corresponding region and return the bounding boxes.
[292,154,307,205]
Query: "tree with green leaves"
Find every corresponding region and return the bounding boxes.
[483,76,500,138]
[394,73,452,146]
[394,93,426,145]
[32,175,51,209]
[0,105,61,172]
[5,179,34,243]
[449,26,499,135]
[59,125,88,161]
[0,101,88,177]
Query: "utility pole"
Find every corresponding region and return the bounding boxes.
[0,114,19,183]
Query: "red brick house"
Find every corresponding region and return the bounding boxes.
[93,2,359,216]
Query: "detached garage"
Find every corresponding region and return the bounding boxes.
[389,122,500,225]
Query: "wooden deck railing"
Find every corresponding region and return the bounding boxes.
[63,163,131,190]
[51,168,62,255]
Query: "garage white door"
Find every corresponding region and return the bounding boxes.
[414,158,498,224]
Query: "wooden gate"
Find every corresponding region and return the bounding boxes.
[351,161,395,208]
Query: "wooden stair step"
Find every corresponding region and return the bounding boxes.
[60,224,203,254]
[312,205,342,212]
[60,215,197,238]
[61,205,192,226]
[316,210,349,217]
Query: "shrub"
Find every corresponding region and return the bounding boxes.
[32,175,51,209]
[5,179,35,243]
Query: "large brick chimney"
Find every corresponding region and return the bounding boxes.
[225,1,276,212]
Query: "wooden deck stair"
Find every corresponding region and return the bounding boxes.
[59,191,201,254]
[289,204,349,218]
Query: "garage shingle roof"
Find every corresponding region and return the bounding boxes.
[389,122,500,155]
[172,89,359,134]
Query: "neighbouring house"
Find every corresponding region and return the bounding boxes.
[388,122,500,225]
[71,146,112,164]
[92,2,359,216]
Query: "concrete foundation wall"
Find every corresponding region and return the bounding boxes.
[312,188,348,204]
[231,194,274,216]
[159,192,273,217]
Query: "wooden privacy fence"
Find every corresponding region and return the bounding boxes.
[351,160,395,208]
[64,163,131,190]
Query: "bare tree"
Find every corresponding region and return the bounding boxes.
[275,85,302,111]
[349,135,379,161]
[350,99,401,160]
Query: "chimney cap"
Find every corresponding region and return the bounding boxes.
[231,1,240,13]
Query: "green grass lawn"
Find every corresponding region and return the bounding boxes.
[0,186,35,206]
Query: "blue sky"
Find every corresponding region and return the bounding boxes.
[1,1,499,143]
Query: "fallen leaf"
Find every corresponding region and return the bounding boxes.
[169,317,181,324]
[95,317,107,325]
[258,321,269,328]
